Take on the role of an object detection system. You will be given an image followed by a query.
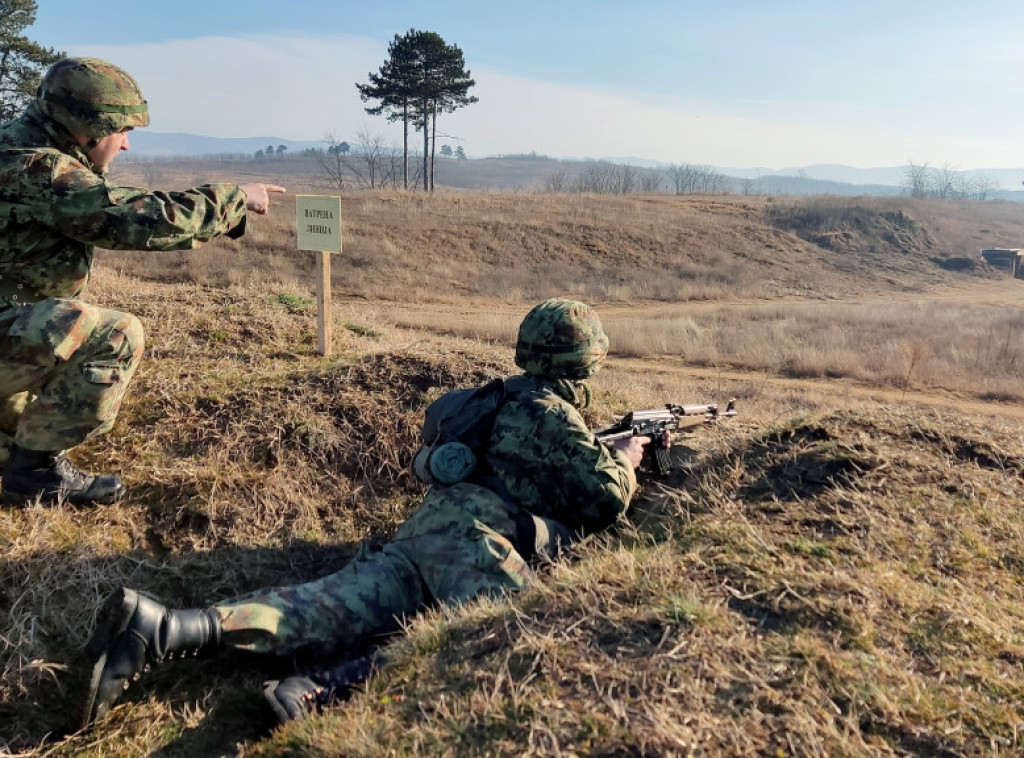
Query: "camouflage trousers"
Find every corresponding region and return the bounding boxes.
[214,483,533,657]
[0,298,144,456]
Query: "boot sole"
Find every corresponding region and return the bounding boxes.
[0,487,124,507]
[263,679,292,723]
[82,588,140,728]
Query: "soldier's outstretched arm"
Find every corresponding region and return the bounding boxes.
[44,154,280,250]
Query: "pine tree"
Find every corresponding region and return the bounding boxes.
[357,29,477,191]
[410,32,477,190]
[0,0,63,122]
[357,30,421,189]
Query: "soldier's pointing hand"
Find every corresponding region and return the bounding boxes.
[240,183,287,214]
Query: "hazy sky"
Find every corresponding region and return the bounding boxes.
[30,0,1024,169]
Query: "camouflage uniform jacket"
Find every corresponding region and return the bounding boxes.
[482,373,638,536]
[0,101,247,305]
[211,374,638,656]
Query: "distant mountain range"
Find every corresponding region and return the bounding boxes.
[125,132,1024,193]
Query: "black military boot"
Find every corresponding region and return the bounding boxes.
[263,653,384,723]
[1,444,124,506]
[82,587,221,727]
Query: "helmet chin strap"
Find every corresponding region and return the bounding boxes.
[577,381,593,409]
[551,379,592,409]
[68,128,100,152]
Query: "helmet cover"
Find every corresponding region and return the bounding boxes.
[515,298,609,380]
[37,57,149,140]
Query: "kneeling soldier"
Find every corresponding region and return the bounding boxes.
[0,57,284,505]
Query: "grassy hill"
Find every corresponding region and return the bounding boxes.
[101,164,1024,300]
[1,188,1023,756]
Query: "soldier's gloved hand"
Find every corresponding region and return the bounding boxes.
[240,183,286,214]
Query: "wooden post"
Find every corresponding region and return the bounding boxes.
[316,251,333,355]
[296,195,342,357]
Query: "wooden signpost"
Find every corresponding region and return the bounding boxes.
[296,195,342,356]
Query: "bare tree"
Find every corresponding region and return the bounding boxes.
[666,163,696,194]
[665,163,728,195]
[933,163,960,199]
[341,127,393,190]
[697,166,728,193]
[970,174,1000,200]
[541,169,569,193]
[638,169,662,193]
[741,176,765,196]
[901,160,1001,200]
[619,163,637,195]
[569,161,640,194]
[314,130,348,190]
[571,161,617,194]
[137,160,168,190]
[901,160,930,198]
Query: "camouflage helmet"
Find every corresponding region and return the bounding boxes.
[515,298,609,380]
[37,57,149,142]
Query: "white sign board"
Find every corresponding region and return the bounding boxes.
[294,195,342,356]
[296,195,341,252]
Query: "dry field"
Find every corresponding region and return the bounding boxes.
[1,177,1023,757]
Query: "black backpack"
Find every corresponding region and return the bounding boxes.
[412,376,529,485]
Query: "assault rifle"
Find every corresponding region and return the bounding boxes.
[594,400,736,475]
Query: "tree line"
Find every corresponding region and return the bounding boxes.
[901,161,1001,201]
[541,162,730,195]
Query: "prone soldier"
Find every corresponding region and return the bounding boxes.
[81,298,651,725]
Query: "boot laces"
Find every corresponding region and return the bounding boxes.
[53,453,94,488]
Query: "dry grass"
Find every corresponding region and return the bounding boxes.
[2,187,1024,756]
[99,163,1018,305]
[381,295,1024,406]
[609,299,1024,402]
[244,408,1024,758]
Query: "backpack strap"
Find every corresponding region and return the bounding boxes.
[436,377,508,445]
